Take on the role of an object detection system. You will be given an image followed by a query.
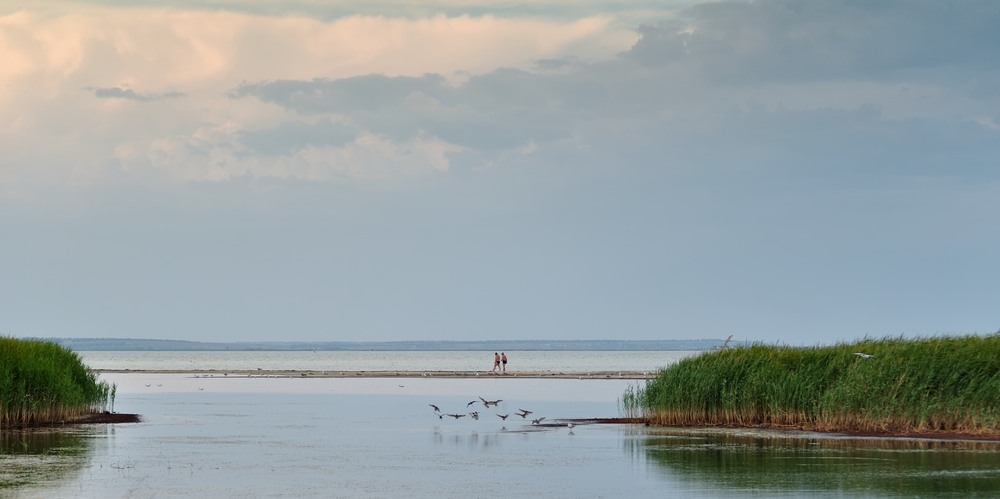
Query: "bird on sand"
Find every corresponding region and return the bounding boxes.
[853,352,875,359]
[531,417,546,425]
[497,413,509,420]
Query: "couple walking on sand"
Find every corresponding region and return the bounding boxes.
[491,352,507,374]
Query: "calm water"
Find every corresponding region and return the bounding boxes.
[78,349,698,373]
[3,353,999,498]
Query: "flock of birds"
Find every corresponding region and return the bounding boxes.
[427,397,575,432]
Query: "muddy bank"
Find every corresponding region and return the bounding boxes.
[2,412,141,430]
[66,412,141,425]
[579,418,1000,442]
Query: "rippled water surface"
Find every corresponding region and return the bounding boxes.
[3,373,999,497]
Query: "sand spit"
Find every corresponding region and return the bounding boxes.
[94,369,655,379]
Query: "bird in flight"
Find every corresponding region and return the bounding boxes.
[479,397,503,407]
[531,417,546,425]
[497,413,509,420]
[516,409,533,418]
[429,404,441,413]
[467,400,478,407]
[469,411,480,420]
[446,413,466,419]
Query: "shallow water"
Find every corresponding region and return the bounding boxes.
[78,349,701,374]
[3,375,999,498]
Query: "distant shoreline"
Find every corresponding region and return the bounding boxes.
[94,369,657,379]
[43,337,724,352]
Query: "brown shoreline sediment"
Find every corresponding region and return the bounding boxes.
[2,412,142,430]
[579,418,1000,442]
[94,369,656,379]
[67,412,141,425]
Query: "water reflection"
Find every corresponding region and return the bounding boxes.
[627,428,1000,497]
[433,428,503,450]
[0,427,99,490]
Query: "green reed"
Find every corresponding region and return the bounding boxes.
[1,337,115,429]
[624,334,999,434]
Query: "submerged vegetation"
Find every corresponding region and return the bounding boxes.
[1,337,115,429]
[622,334,999,435]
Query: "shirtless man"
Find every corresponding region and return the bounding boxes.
[491,352,500,373]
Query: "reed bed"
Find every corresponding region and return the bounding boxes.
[622,334,999,435]
[1,337,115,429]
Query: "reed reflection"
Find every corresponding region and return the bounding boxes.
[0,427,100,490]
[625,428,1000,496]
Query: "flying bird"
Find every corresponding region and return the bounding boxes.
[429,404,441,413]
[467,400,478,407]
[531,417,546,425]
[516,409,533,418]
[469,411,480,420]
[446,413,466,419]
[479,397,503,407]
[497,413,509,420]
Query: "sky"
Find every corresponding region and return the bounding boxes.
[2,0,998,346]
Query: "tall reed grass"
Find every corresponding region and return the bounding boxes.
[1,337,116,429]
[622,334,999,435]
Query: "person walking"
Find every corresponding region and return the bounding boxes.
[491,352,500,373]
[501,352,507,373]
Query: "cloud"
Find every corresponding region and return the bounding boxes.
[91,86,185,102]
[2,1,999,190]
[237,119,358,156]
[625,0,1000,82]
[0,6,636,189]
[232,71,567,152]
[230,75,451,114]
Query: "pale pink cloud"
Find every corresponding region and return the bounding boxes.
[0,7,633,187]
[1,8,632,95]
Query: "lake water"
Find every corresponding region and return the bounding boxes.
[3,352,999,498]
[77,349,700,373]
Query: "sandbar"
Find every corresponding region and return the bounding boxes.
[94,369,655,379]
